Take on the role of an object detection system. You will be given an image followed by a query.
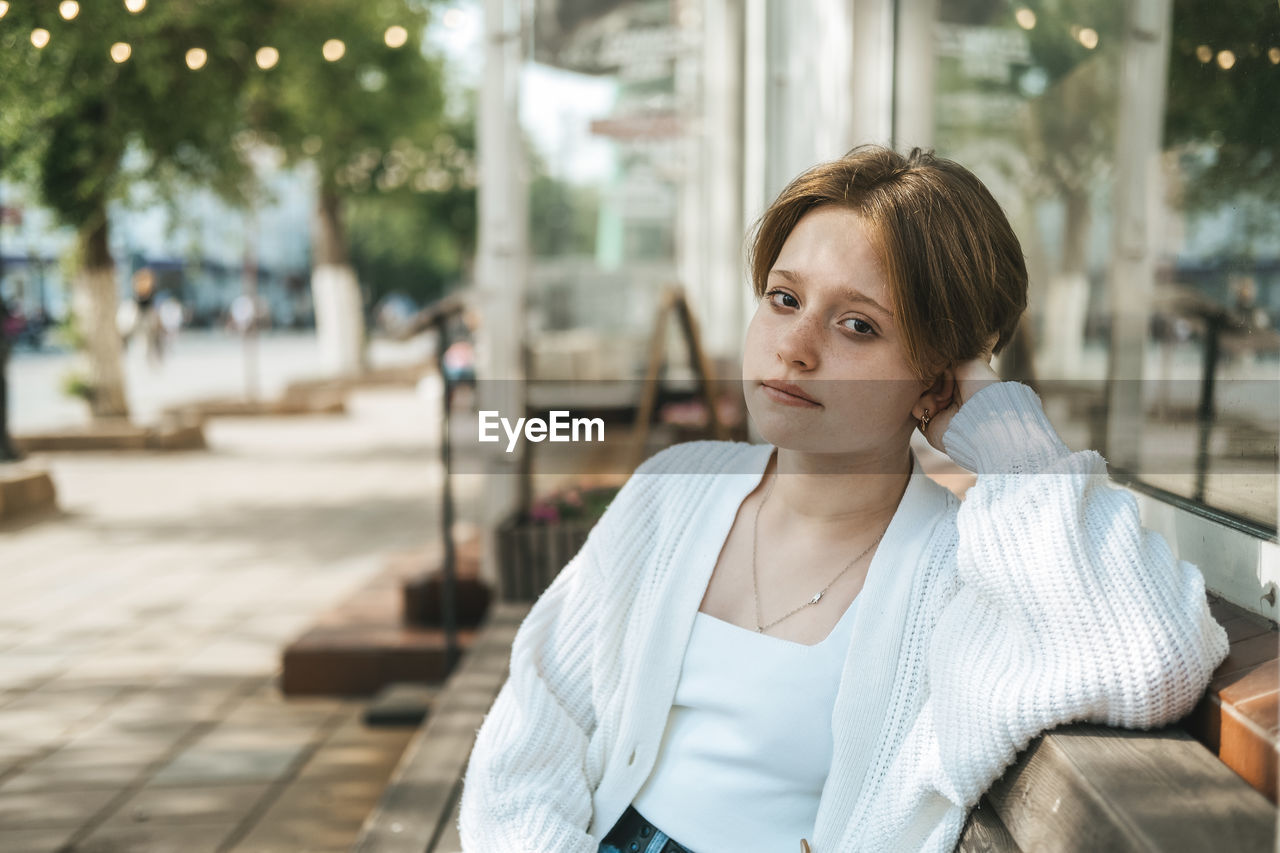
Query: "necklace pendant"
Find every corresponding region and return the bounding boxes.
[810,592,823,604]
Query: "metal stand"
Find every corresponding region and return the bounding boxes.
[433,311,460,674]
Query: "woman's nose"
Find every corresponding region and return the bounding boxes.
[776,314,820,368]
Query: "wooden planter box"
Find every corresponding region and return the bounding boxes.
[496,513,596,602]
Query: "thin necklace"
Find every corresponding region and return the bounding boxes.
[751,468,890,634]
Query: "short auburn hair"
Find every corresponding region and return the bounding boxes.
[747,145,1028,384]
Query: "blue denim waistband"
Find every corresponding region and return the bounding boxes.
[598,804,693,853]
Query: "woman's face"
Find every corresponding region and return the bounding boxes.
[742,205,931,459]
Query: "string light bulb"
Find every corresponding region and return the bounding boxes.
[1077,27,1098,50]
[0,2,9,19]
[255,46,279,69]
[384,25,408,48]
[322,39,345,61]
[31,28,51,48]
[1269,47,1280,65]
[110,42,132,63]
[186,47,208,70]
[124,0,146,12]
[1216,50,1236,70]
[59,1,79,20]
[1014,8,1035,29]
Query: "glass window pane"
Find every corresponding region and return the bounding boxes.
[926,0,1277,533]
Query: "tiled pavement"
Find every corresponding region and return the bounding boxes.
[0,386,482,852]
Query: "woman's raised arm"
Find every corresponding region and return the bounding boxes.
[927,380,1230,807]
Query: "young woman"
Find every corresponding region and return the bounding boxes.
[458,146,1230,852]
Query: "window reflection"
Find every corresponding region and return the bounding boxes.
[929,0,1278,533]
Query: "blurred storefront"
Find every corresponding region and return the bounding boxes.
[0,166,315,334]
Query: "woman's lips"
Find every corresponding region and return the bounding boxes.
[760,381,822,408]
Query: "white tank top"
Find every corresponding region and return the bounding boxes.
[630,597,859,853]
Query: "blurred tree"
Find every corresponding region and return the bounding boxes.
[346,107,478,316]
[1018,10,1122,378]
[935,0,1123,378]
[243,0,452,374]
[0,1,269,419]
[1164,0,1280,257]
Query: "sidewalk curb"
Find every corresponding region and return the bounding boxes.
[0,463,58,520]
[13,422,207,453]
[281,535,486,698]
[158,363,431,426]
[163,392,346,423]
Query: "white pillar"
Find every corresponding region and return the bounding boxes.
[689,0,746,363]
[476,0,529,588]
[764,0,859,202]
[892,0,937,151]
[849,0,896,149]
[1105,0,1172,472]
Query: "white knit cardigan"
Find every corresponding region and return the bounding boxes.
[458,381,1230,852]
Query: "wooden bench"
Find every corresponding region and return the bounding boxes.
[356,598,1277,852]
[959,591,1278,852]
[957,722,1275,851]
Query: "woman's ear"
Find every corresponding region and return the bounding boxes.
[919,367,957,415]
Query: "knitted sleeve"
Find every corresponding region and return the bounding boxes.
[457,538,602,853]
[927,380,1231,808]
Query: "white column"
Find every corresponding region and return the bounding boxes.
[693,0,746,362]
[849,0,896,148]
[676,9,706,353]
[477,0,529,587]
[764,0,858,201]
[1104,0,1172,472]
[892,0,937,151]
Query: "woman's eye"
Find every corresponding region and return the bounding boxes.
[844,317,876,336]
[765,288,798,309]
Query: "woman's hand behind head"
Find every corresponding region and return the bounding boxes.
[917,332,999,456]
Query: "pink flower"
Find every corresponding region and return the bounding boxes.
[529,503,560,524]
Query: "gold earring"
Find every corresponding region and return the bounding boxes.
[918,408,932,431]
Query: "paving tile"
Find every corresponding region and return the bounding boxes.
[73,821,234,853]
[294,740,410,783]
[0,787,118,829]
[173,639,282,678]
[226,765,398,851]
[0,683,126,712]
[212,700,337,732]
[271,778,386,819]
[55,654,180,682]
[0,760,148,794]
[150,745,306,786]
[0,743,44,770]
[0,826,78,853]
[110,783,271,825]
[229,817,358,853]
